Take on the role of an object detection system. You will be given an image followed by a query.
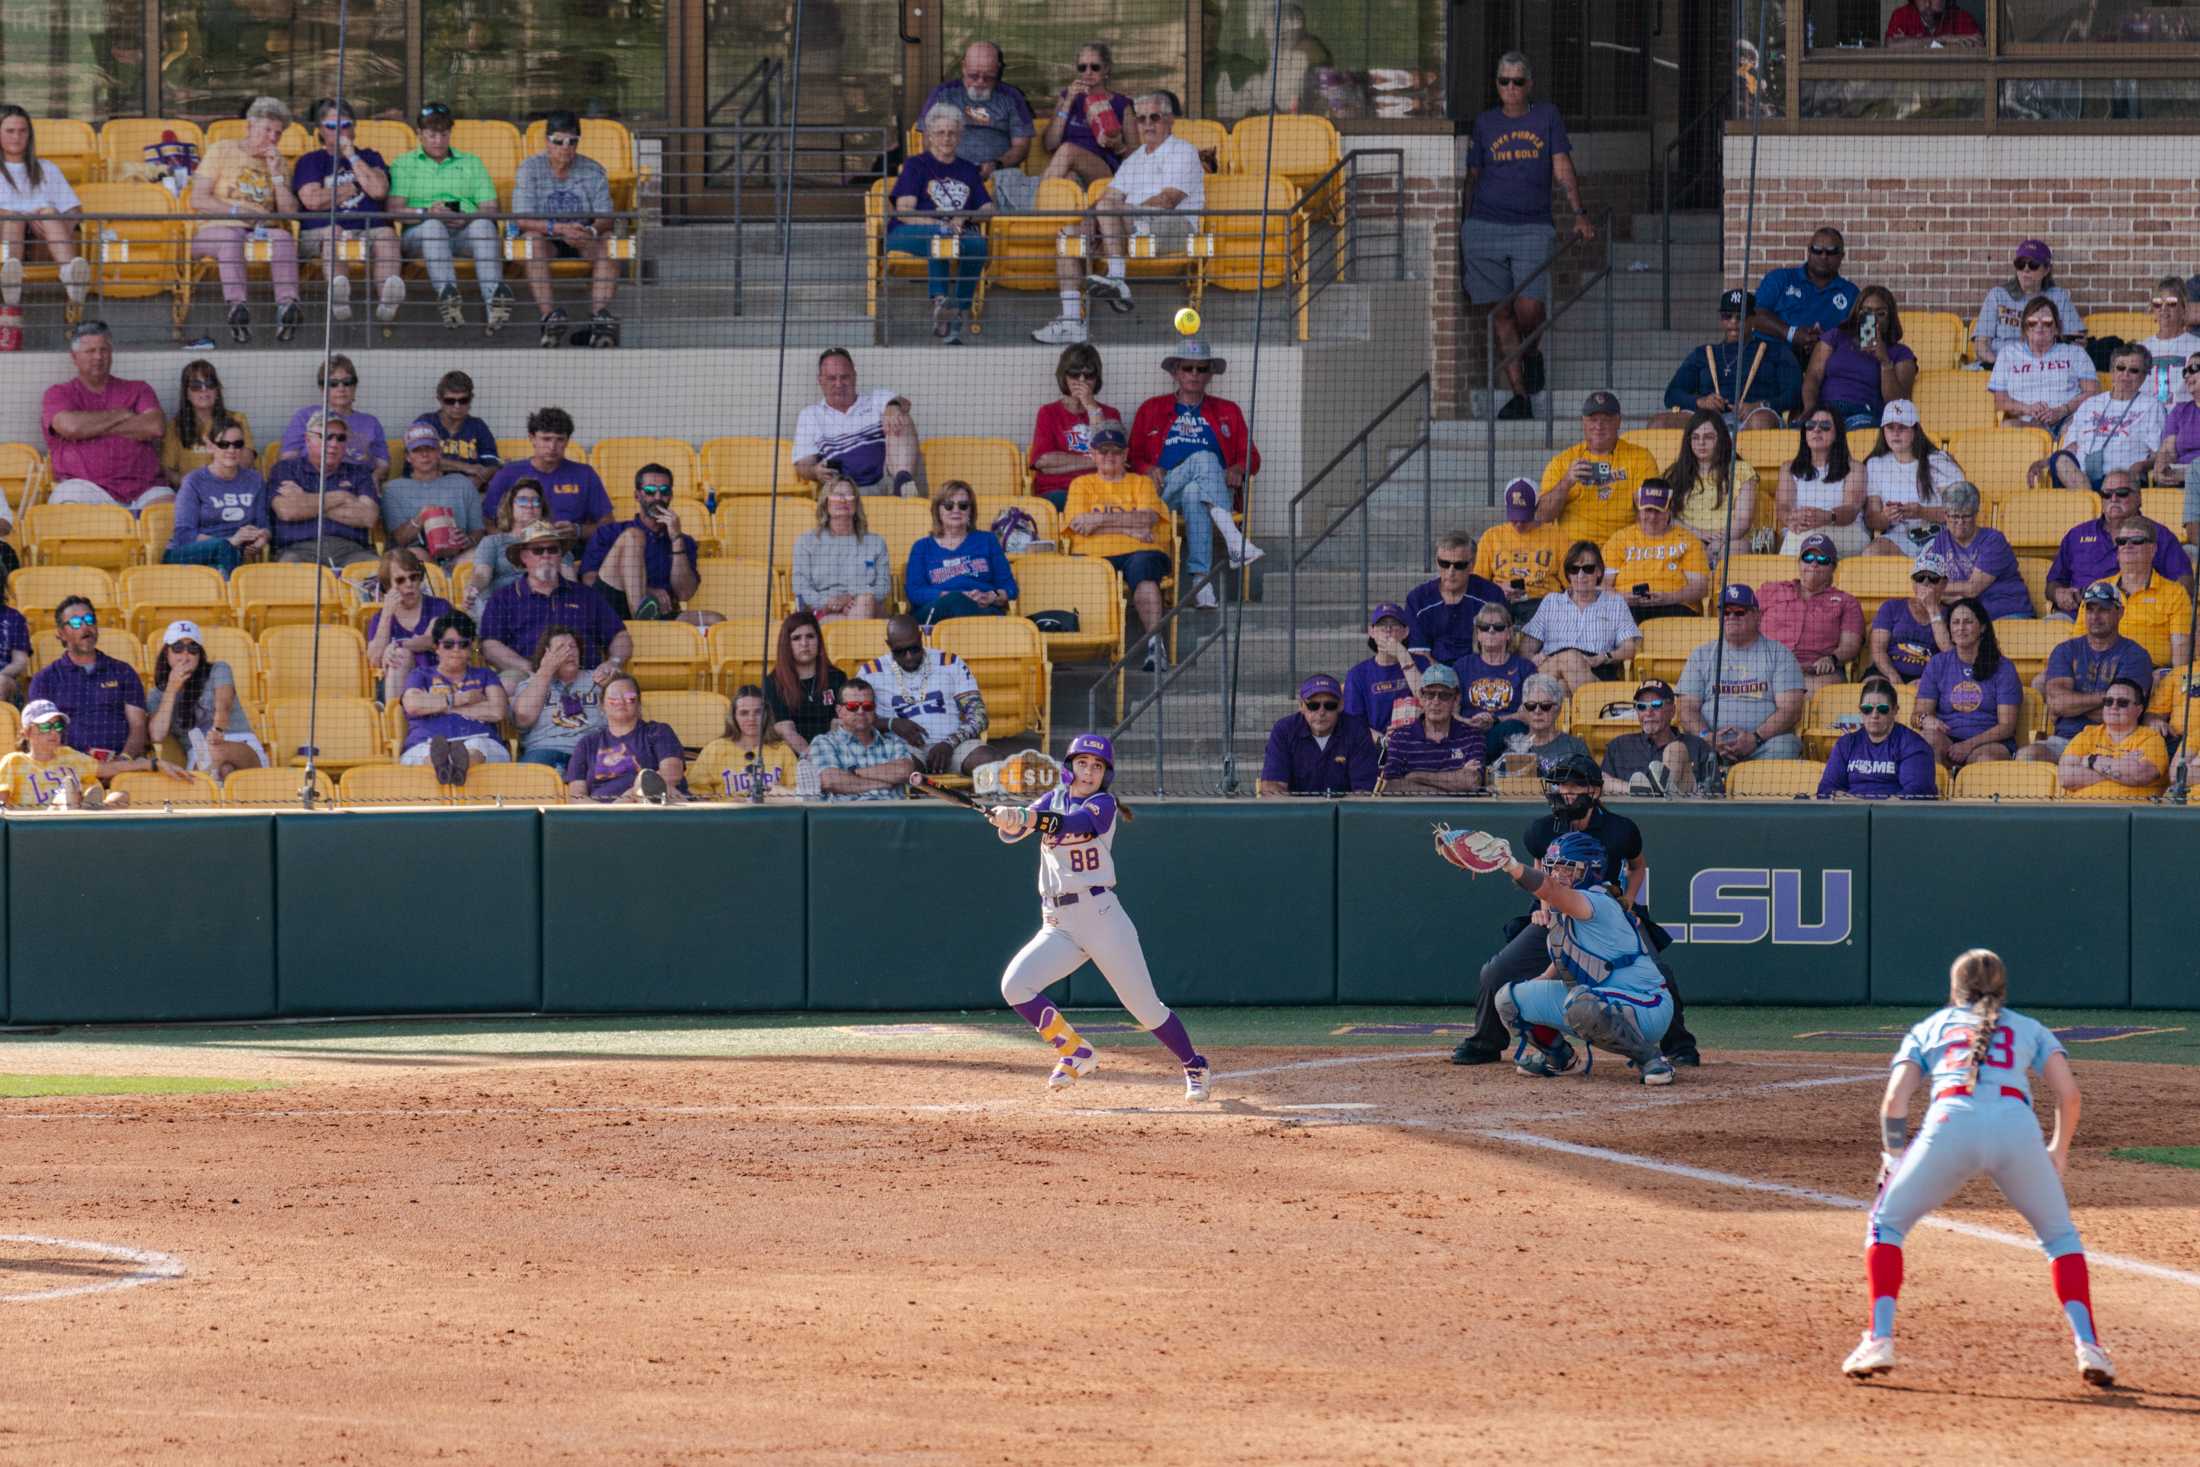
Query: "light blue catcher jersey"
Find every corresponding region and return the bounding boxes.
[1894,1004,2064,1104]
[1550,889,1665,998]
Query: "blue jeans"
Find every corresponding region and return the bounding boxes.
[1161,454,1233,579]
[165,538,244,575]
[520,747,570,772]
[885,223,987,308]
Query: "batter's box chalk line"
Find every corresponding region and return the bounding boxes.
[0,1233,185,1302]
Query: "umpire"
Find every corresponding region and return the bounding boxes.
[1450,753,1701,1066]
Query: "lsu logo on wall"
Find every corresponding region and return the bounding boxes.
[1664,867,1855,945]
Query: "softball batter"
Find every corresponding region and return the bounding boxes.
[989,733,1213,1102]
[1843,947,2115,1387]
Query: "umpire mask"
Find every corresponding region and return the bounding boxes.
[1543,754,1603,822]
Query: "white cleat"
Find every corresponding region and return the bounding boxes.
[1842,1333,1896,1380]
[1047,1049,1097,1090]
[2076,1340,2116,1387]
[1183,1061,1213,1102]
[1031,314,1088,345]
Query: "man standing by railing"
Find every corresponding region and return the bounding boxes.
[1462,50,1594,423]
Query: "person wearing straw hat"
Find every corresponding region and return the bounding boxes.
[477,520,630,687]
[1128,337,1264,608]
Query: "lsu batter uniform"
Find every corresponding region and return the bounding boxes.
[1497,887,1671,1064]
[996,787,1175,1030]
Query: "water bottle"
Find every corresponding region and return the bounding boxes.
[2158,364,2175,405]
[704,487,719,518]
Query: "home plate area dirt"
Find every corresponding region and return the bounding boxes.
[0,1044,2194,1463]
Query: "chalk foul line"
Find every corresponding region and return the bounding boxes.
[0,1233,185,1302]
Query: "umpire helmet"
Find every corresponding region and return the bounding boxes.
[1543,830,1608,886]
[1065,732,1115,788]
[1543,751,1603,820]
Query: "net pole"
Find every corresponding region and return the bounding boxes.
[755,0,808,796]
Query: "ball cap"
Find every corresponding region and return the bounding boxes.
[1503,477,1537,523]
[1718,288,1751,316]
[1635,479,1673,510]
[1367,601,1409,628]
[1912,550,1952,578]
[162,619,205,647]
[1719,582,1758,610]
[1418,663,1462,691]
[2014,238,2052,265]
[2080,580,2124,607]
[1297,672,1342,701]
[404,422,443,450]
[1634,678,1676,702]
[1798,531,1840,561]
[1090,423,1129,450]
[21,699,66,726]
[1580,390,1622,418]
[1879,399,1921,428]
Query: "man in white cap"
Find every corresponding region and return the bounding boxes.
[1127,338,1263,606]
[0,699,125,808]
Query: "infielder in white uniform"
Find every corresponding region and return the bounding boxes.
[989,733,1213,1101]
[1843,947,2116,1387]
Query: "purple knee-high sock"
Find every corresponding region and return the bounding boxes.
[1148,1012,1201,1065]
[1010,995,1090,1057]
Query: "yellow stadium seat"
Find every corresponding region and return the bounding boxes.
[1010,553,1123,662]
[932,617,1051,742]
[592,437,702,501]
[230,563,345,635]
[1902,311,1967,373]
[1832,557,1917,622]
[2017,556,2050,617]
[1734,427,1795,482]
[1226,115,1343,223]
[1946,426,2053,500]
[1913,369,1999,436]
[29,118,100,184]
[2083,310,2154,344]
[222,764,334,806]
[1994,489,2093,554]
[699,437,800,497]
[2142,487,2185,534]
[690,558,783,621]
[714,499,808,566]
[203,118,313,161]
[1633,615,1717,685]
[2019,685,2048,748]
[353,120,416,160]
[98,119,203,179]
[260,624,368,701]
[623,620,705,691]
[448,761,567,805]
[451,120,524,208]
[1205,173,1301,299]
[1997,618,2065,689]
[521,117,641,208]
[136,500,175,559]
[0,704,17,751]
[1846,426,1880,463]
[1565,682,1641,758]
[10,565,119,623]
[1621,428,1684,469]
[645,690,731,753]
[76,181,187,325]
[338,762,444,806]
[267,696,389,770]
[974,494,1061,544]
[1953,760,2060,802]
[975,177,1087,301]
[922,437,1027,499]
[0,444,46,519]
[1170,117,1228,170]
[34,626,147,680]
[24,502,139,570]
[1720,553,1795,591]
[707,618,782,692]
[109,770,222,808]
[1725,759,1826,799]
[865,500,934,571]
[1801,682,1916,760]
[821,617,890,671]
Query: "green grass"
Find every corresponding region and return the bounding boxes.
[2110,1147,2200,1170]
[0,1074,275,1097]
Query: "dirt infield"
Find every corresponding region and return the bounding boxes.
[2,1038,2195,1463]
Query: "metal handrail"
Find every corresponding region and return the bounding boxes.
[1662,86,1732,329]
[707,57,781,127]
[1286,374,1432,691]
[1085,560,1240,798]
[1482,208,1615,499]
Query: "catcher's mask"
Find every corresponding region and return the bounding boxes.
[1543,752,1603,821]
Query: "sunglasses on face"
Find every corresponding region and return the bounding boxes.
[322,433,350,444]
[1859,702,1894,715]
[320,120,355,131]
[438,637,473,649]
[63,613,96,628]
[943,500,974,511]
[1634,698,1668,711]
[213,437,247,449]
[29,719,66,734]
[1075,61,1107,73]
[389,573,421,586]
[187,379,217,391]
[1436,556,1471,570]
[1721,607,1751,618]
[1476,622,1509,633]
[2113,365,2145,374]
[441,394,472,405]
[1178,364,1213,375]
[1911,573,1944,584]
[327,377,357,388]
[1567,563,1600,575]
[1137,113,1171,124]
[1520,700,1557,712]
[1063,368,1097,380]
[2015,260,2046,270]
[548,134,581,146]
[2101,488,2136,499]
[1805,421,1836,432]
[1423,687,1458,699]
[1809,244,1844,256]
[637,485,674,498]
[2102,696,2140,707]
[840,699,876,712]
[522,545,561,559]
[2153,298,2183,309]
[2116,536,2153,547]
[1496,77,1528,88]
[889,643,925,658]
[1303,698,1340,712]
[1800,552,1834,566]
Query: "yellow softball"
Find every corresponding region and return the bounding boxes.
[1172,306,1202,337]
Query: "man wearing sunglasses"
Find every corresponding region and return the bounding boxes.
[1677,584,1807,762]
[1750,227,1859,363]
[2044,468,2190,619]
[809,677,916,802]
[388,101,513,333]
[2058,676,2168,800]
[1128,338,1263,602]
[1375,663,1483,794]
[1035,92,1201,346]
[267,410,381,569]
[42,320,173,514]
[413,369,500,490]
[581,464,702,623]
[512,107,621,348]
[1404,530,1508,664]
[1816,677,1937,799]
[26,597,149,778]
[1756,531,1864,693]
[2019,582,2152,765]
[293,98,405,326]
[1600,678,1716,798]
[1462,51,1591,421]
[2034,343,2165,492]
[1258,672,1376,796]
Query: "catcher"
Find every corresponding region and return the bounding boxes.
[1435,826,1676,1084]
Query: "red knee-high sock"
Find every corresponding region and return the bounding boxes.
[1527,1023,1562,1048]
[2052,1253,2100,1344]
[1866,1243,1903,1337]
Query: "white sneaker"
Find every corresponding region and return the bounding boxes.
[1031,315,1088,345]
[1183,1060,1213,1102]
[2076,1340,2116,1387]
[1087,273,1134,312]
[1047,1048,1097,1089]
[60,255,90,304]
[329,271,353,320]
[1193,582,1219,609]
[1141,640,1169,672]
[1842,1334,1896,1380]
[0,255,21,304]
[375,275,405,323]
[1209,506,1264,568]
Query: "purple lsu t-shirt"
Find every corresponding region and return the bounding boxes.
[401,664,501,749]
[1342,653,1430,731]
[2042,634,2154,739]
[1872,598,1938,681]
[1916,649,2021,744]
[568,721,687,800]
[484,458,613,526]
[1467,102,1571,226]
[1454,651,1534,720]
[291,146,391,228]
[889,152,991,217]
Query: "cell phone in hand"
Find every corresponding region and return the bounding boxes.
[1510,577,1526,593]
[1632,583,1651,599]
[1858,316,1878,349]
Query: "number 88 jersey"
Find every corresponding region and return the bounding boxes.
[1896,1004,2064,1105]
[1032,787,1120,899]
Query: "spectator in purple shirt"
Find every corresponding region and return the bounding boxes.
[293,99,405,329]
[267,410,381,568]
[366,547,453,702]
[1801,285,1918,430]
[1454,604,1535,753]
[479,522,632,685]
[581,463,705,623]
[1039,42,1133,188]
[1914,597,2021,769]
[25,596,149,776]
[414,369,501,491]
[2019,582,2155,762]
[1923,481,2031,620]
[1258,673,1377,796]
[1818,677,1937,799]
[2044,470,2190,618]
[278,354,390,484]
[1405,530,1509,664]
[1376,663,1485,793]
[887,106,993,344]
[398,611,511,788]
[482,406,613,534]
[566,674,688,803]
[1342,602,1427,733]
[1869,551,1954,683]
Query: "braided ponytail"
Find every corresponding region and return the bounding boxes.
[1950,947,2008,1092]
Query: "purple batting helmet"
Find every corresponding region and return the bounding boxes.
[1065,732,1116,787]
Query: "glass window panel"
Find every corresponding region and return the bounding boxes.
[2000,76,2200,120]
[1805,0,1989,52]
[0,1,145,120]
[1801,75,1985,118]
[707,0,900,134]
[1483,0,1649,126]
[426,0,669,126]
[1206,1,1445,123]
[159,0,406,123]
[2004,0,2200,44]
[1736,0,1789,120]
[931,3,1184,125]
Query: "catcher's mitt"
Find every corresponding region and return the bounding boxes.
[1433,825,1512,875]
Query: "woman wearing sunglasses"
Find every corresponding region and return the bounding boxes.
[468,480,569,610]
[1041,43,1133,188]
[1517,541,1641,694]
[1492,672,1589,778]
[1989,296,2099,432]
[2032,342,2164,493]
[146,620,264,781]
[161,360,252,488]
[1455,606,1534,753]
[1869,551,1956,685]
[366,547,453,702]
[906,480,1017,622]
[397,610,511,788]
[1970,243,2080,369]
[2059,676,2167,801]
[1777,408,1867,557]
[1028,343,1121,511]
[1914,597,2021,770]
[279,354,391,483]
[1921,482,2031,621]
[1817,677,1935,800]
[166,410,271,575]
[0,699,124,809]
[2147,353,2200,490]
[2137,277,2200,378]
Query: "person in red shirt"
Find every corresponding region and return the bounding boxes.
[1884,0,1982,49]
[1028,342,1121,511]
[1756,531,1865,692]
[40,322,170,513]
[1127,338,1263,606]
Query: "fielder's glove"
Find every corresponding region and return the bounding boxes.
[1433,825,1512,875]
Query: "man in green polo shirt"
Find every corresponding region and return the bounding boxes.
[387,101,512,333]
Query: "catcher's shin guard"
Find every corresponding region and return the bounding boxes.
[1563,987,1656,1064]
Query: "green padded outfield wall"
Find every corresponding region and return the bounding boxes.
[2128,809,2199,1010]
[1335,804,1521,1003]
